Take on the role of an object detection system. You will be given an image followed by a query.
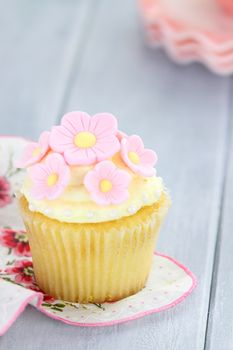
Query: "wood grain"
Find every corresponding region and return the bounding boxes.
[205,97,233,350]
[0,0,92,138]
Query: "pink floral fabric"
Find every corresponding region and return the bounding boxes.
[0,228,31,256]
[29,285,55,303]
[5,260,35,285]
[0,177,12,208]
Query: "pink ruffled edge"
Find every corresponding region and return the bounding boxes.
[139,0,233,53]
[0,251,197,335]
[0,284,43,336]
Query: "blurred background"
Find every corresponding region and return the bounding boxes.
[1,0,233,349]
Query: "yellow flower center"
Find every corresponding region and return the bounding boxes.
[100,179,113,193]
[47,173,58,187]
[74,132,96,148]
[32,147,41,157]
[128,151,140,164]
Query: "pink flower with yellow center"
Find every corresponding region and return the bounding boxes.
[15,131,50,168]
[28,153,70,200]
[49,111,120,165]
[84,160,131,205]
[120,135,157,177]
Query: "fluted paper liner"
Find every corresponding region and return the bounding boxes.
[19,193,170,303]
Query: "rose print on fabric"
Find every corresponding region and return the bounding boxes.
[0,228,31,256]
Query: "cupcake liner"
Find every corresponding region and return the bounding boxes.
[0,251,196,334]
[19,193,171,303]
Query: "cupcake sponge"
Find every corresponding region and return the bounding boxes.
[19,192,171,303]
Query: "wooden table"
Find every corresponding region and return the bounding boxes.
[0,1,232,349]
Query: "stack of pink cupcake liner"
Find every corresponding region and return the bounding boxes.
[139,0,233,75]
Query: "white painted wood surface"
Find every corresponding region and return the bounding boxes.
[0,0,92,138]
[0,0,232,349]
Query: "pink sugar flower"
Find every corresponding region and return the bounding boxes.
[84,160,131,205]
[49,111,120,165]
[15,131,50,168]
[121,135,157,177]
[117,130,128,141]
[28,153,70,200]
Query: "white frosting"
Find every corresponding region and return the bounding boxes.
[21,152,165,223]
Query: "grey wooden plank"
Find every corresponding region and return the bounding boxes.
[205,92,233,350]
[59,0,230,349]
[0,0,92,139]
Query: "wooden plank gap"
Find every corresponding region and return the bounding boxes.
[204,78,233,350]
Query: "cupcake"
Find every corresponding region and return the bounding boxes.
[16,111,171,303]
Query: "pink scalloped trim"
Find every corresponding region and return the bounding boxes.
[0,286,43,336]
[0,252,196,334]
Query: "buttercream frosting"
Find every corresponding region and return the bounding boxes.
[17,111,165,223]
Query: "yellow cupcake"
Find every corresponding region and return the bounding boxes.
[17,111,171,303]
